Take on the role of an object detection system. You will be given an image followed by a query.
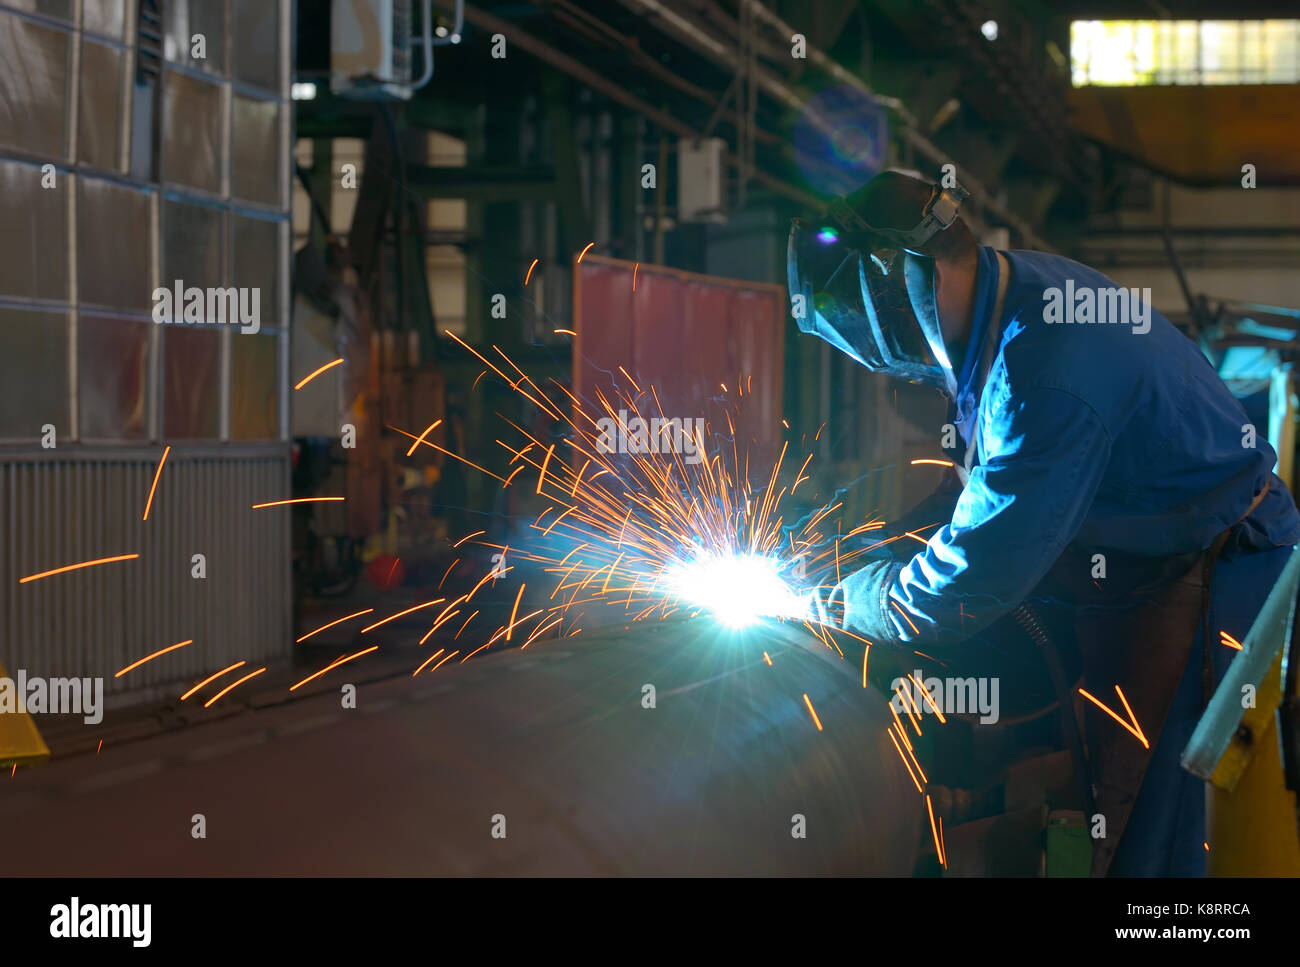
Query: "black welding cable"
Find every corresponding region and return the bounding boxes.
[1012,602,1095,818]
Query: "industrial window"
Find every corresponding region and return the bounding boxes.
[1070,20,1300,86]
[0,0,290,444]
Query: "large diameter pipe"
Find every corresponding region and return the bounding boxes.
[0,618,921,875]
[411,617,924,874]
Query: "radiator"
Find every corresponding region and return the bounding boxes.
[1,447,291,697]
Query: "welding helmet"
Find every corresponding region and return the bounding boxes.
[788,181,970,398]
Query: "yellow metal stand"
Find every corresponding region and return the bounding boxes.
[1207,655,1300,875]
[0,659,51,768]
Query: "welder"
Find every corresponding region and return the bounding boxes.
[789,170,1300,876]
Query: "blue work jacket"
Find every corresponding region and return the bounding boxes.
[884,246,1300,644]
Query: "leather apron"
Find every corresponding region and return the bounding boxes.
[1055,482,1269,875]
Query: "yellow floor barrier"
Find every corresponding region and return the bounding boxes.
[1183,550,1300,874]
[0,659,51,768]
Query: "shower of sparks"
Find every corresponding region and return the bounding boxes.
[19,553,140,584]
[294,357,344,391]
[142,445,171,521]
[391,328,901,647]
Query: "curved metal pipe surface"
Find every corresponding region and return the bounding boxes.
[418,617,923,874]
[0,618,920,876]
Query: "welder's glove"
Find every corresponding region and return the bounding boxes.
[806,558,905,645]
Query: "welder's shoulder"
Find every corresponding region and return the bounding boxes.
[992,250,1174,433]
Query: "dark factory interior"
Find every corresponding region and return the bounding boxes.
[2,0,1300,904]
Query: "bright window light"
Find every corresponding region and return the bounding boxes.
[1070,19,1300,86]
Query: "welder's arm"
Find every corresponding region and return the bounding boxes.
[835,385,1113,647]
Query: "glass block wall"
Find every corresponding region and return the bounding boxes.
[0,0,291,444]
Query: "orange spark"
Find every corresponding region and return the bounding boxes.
[296,608,374,643]
[360,599,446,633]
[388,424,508,483]
[251,497,344,509]
[289,646,378,691]
[577,242,595,263]
[888,726,924,793]
[460,641,493,663]
[1220,630,1243,651]
[633,262,639,290]
[910,458,955,468]
[763,651,773,666]
[180,661,247,701]
[431,650,459,671]
[617,366,641,393]
[522,613,564,648]
[97,739,103,754]
[438,559,460,589]
[294,357,344,390]
[537,444,555,494]
[908,673,947,723]
[454,611,479,638]
[554,329,576,337]
[115,639,193,678]
[20,553,139,584]
[405,419,443,456]
[1079,685,1149,749]
[506,583,525,641]
[524,258,539,285]
[413,649,446,676]
[803,693,824,731]
[142,445,171,521]
[927,795,945,865]
[891,600,921,636]
[453,530,486,549]
[901,731,929,784]
[202,666,268,708]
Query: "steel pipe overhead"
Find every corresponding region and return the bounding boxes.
[626,0,1054,251]
[460,4,823,208]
